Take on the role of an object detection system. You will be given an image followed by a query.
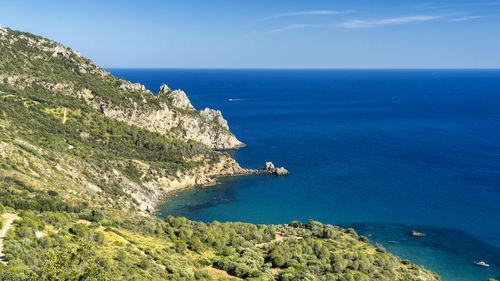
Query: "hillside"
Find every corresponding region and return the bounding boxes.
[0,27,440,280]
[0,28,244,150]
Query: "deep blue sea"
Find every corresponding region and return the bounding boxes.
[109,69,500,281]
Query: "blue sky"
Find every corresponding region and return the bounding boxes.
[1,0,499,68]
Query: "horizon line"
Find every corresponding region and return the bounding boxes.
[104,67,500,70]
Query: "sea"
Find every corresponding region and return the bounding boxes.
[109,69,500,281]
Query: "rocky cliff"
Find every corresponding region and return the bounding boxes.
[84,82,245,150]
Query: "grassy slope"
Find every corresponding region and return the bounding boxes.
[0,28,440,280]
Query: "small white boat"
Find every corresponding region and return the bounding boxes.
[475,261,490,267]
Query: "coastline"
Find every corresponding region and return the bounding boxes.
[149,159,289,214]
[153,172,259,210]
[2,26,495,281]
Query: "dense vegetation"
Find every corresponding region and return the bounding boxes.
[0,83,212,171]
[0,27,446,280]
[0,81,220,212]
[0,203,440,281]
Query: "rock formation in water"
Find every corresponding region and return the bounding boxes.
[263,161,290,175]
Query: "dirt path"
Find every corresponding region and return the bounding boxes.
[0,213,20,264]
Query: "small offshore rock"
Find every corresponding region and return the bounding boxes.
[275,167,289,175]
[263,162,289,176]
[263,161,275,171]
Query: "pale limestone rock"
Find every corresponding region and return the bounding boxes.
[166,89,195,110]
[200,108,229,129]
[50,44,81,58]
[264,162,275,172]
[263,162,289,175]
[86,84,245,150]
[159,84,170,94]
[275,167,290,176]
[120,82,147,92]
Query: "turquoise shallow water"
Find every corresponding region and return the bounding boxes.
[109,69,500,281]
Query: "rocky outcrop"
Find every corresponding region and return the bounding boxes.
[159,84,195,110]
[263,162,290,175]
[200,108,229,130]
[120,82,146,92]
[81,84,245,150]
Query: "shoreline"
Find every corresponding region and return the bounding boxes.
[151,166,276,212]
[152,171,263,211]
[151,162,289,214]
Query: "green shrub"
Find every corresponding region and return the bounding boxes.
[69,223,88,237]
[47,190,58,196]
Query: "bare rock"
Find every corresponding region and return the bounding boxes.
[263,162,276,172]
[275,167,290,175]
[158,84,195,110]
[263,162,289,175]
[120,82,147,92]
[200,108,229,130]
[159,84,171,94]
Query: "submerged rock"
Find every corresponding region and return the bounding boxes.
[411,230,426,237]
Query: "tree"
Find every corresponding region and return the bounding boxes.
[31,241,109,281]
[269,250,286,268]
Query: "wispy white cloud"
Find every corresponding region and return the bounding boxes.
[475,1,500,6]
[262,10,347,20]
[449,15,485,21]
[340,15,441,28]
[269,24,314,33]
[413,1,500,10]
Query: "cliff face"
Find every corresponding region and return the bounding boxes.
[0,27,244,150]
[87,83,245,150]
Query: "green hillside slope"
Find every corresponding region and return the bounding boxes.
[0,27,440,281]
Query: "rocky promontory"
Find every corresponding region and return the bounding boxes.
[88,83,245,150]
[0,27,283,216]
